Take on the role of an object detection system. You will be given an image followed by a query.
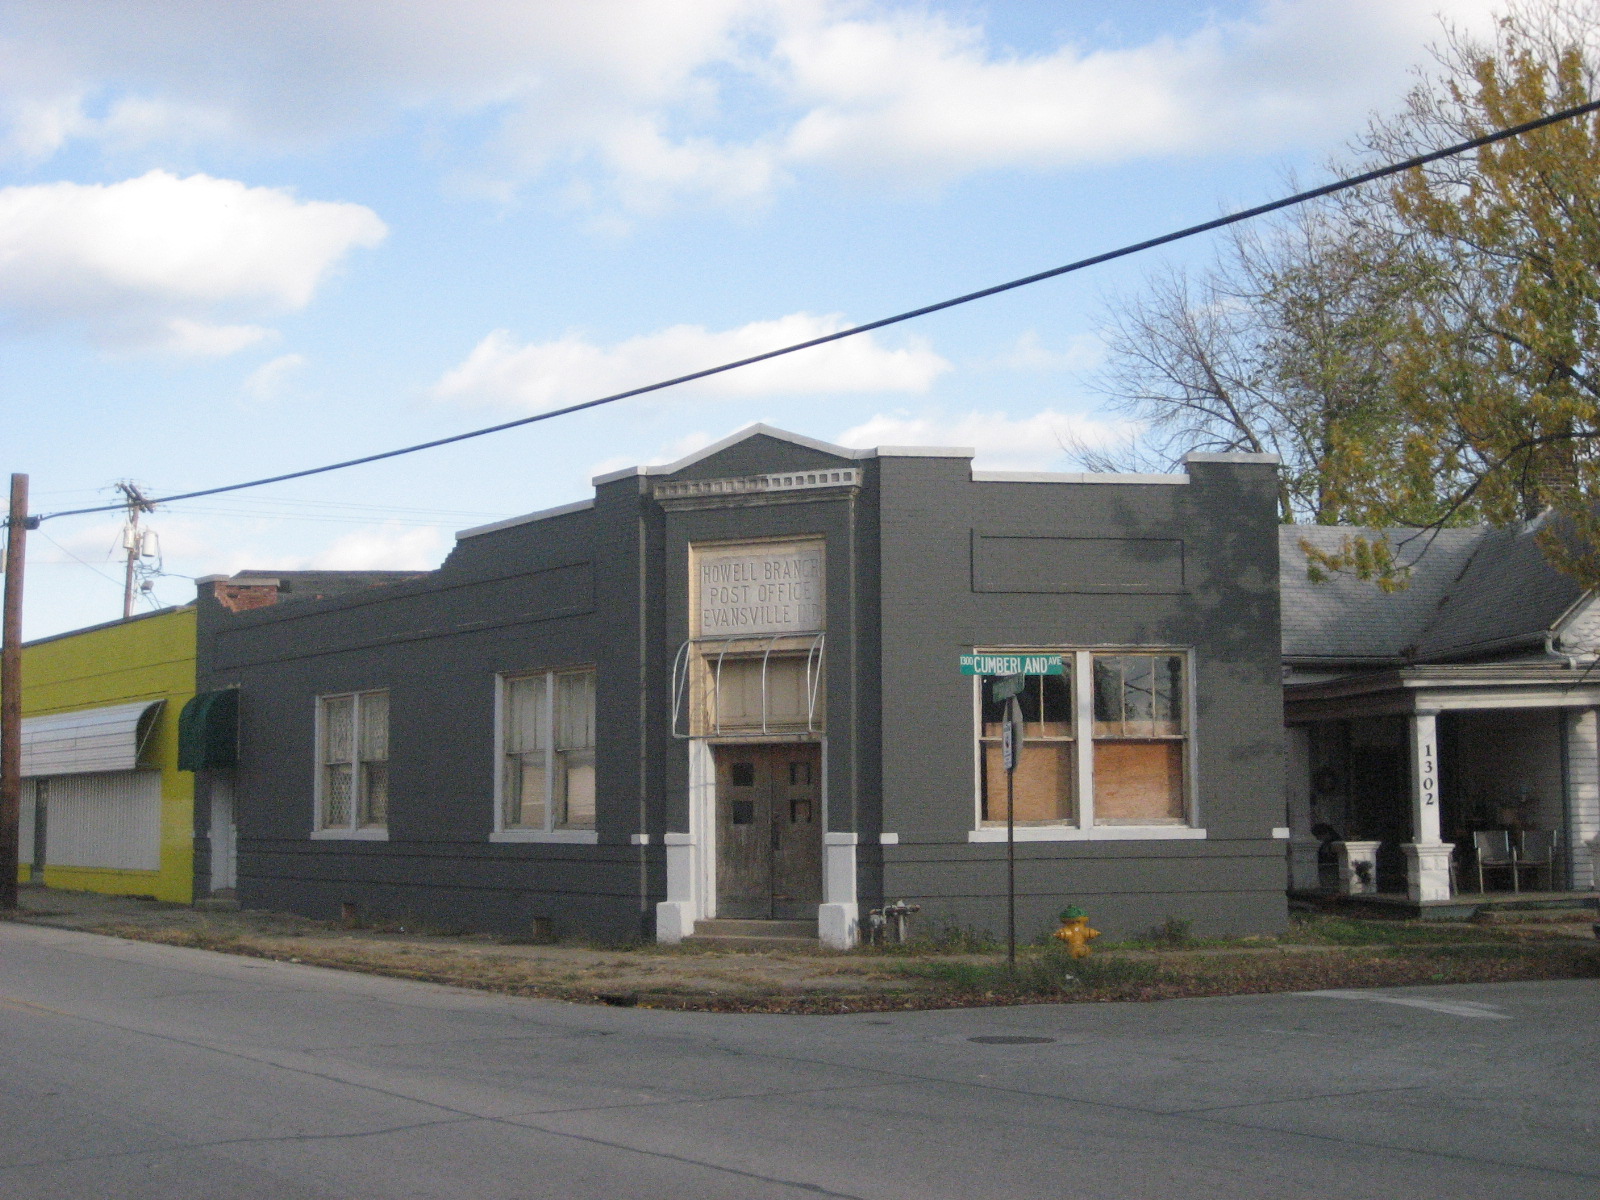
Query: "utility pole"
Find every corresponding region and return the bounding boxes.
[2,474,35,910]
[116,481,155,620]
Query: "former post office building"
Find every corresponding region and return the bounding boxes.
[195,425,1285,946]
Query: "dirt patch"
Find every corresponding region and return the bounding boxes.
[7,888,1599,1014]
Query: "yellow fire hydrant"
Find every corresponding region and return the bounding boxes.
[1053,906,1100,958]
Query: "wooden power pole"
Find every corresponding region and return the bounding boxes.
[1,474,32,910]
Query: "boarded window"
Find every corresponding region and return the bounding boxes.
[970,650,1193,831]
[1092,655,1186,824]
[711,654,817,732]
[978,665,1074,825]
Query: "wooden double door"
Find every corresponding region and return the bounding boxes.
[714,743,823,920]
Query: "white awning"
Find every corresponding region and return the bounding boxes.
[21,700,165,777]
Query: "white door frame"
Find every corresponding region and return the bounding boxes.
[657,735,855,945]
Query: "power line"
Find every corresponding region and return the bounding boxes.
[33,96,1600,526]
[34,530,125,591]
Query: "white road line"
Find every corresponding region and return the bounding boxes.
[1301,990,1511,1019]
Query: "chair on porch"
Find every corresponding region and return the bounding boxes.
[1472,830,1515,894]
[1513,830,1555,892]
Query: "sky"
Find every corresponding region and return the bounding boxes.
[0,0,1509,640]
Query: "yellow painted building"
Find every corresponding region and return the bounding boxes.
[15,606,197,902]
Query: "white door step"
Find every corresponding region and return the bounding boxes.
[684,918,820,949]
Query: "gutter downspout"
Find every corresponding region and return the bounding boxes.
[637,482,651,934]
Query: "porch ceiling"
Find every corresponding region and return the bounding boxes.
[1285,663,1600,722]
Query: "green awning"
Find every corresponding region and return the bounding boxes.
[177,689,238,771]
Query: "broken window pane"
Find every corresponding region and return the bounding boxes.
[1093,654,1186,824]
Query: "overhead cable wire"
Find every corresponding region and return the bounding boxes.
[34,97,1600,525]
[35,530,126,590]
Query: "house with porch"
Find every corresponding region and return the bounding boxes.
[1282,520,1600,908]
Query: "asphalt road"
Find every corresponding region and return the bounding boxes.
[1,922,1596,1200]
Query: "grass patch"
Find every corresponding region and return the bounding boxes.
[15,902,1600,1016]
[1284,916,1540,946]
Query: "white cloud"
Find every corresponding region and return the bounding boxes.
[301,523,449,571]
[434,312,950,411]
[838,409,1137,471]
[0,171,386,351]
[162,318,276,358]
[0,1,1507,207]
[49,518,123,562]
[242,352,309,400]
[587,430,717,480]
[775,0,1506,182]
[988,331,1105,373]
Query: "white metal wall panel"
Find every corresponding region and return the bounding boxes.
[21,701,163,777]
[45,771,162,871]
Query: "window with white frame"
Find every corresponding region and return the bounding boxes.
[1092,653,1186,824]
[317,690,388,833]
[979,666,1074,824]
[500,668,596,832]
[976,650,1191,830]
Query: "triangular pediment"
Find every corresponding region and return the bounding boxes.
[593,424,861,486]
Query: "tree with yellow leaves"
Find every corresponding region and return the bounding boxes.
[1341,1,1600,584]
[1093,2,1600,587]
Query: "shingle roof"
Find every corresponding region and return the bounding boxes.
[1280,526,1484,663]
[1408,519,1586,661]
[1281,522,1590,664]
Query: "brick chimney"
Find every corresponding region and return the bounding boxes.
[209,578,281,613]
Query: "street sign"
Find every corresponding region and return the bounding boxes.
[989,674,1025,702]
[959,653,1063,676]
[1001,696,1023,770]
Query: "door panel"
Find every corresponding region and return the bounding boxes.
[770,746,822,919]
[716,749,772,918]
[714,744,823,920]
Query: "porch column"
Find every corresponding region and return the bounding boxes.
[1285,726,1321,891]
[1566,707,1600,891]
[1403,709,1454,902]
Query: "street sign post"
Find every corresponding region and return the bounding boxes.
[1001,693,1022,967]
[961,654,1063,972]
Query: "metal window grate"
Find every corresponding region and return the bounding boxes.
[654,469,858,501]
[671,633,825,738]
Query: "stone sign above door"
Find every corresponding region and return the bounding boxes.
[693,540,824,638]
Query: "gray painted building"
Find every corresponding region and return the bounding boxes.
[195,426,1286,945]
